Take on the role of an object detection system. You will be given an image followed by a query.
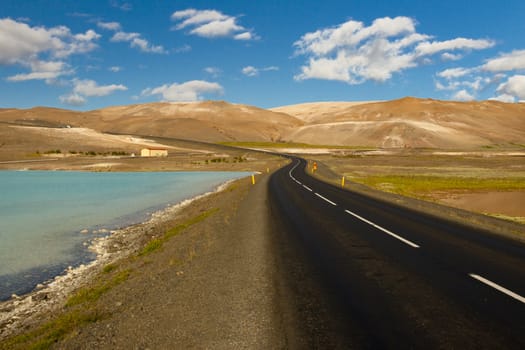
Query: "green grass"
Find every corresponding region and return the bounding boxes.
[0,208,220,349]
[219,141,372,150]
[66,269,131,307]
[0,309,107,350]
[138,208,219,256]
[351,175,525,198]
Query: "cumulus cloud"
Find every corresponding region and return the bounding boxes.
[59,79,127,106]
[482,50,525,72]
[496,75,525,101]
[96,20,166,54]
[490,94,517,103]
[59,93,86,106]
[293,16,494,84]
[97,21,121,31]
[437,67,474,79]
[109,66,122,72]
[171,8,256,40]
[110,31,166,53]
[441,52,463,61]
[72,79,127,97]
[435,49,525,102]
[0,18,100,65]
[7,60,71,82]
[241,65,279,77]
[453,89,475,101]
[415,38,494,56]
[141,80,223,101]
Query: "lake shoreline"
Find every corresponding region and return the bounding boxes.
[0,178,239,339]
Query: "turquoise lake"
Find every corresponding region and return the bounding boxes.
[0,170,250,300]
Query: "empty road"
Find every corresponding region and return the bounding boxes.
[268,157,525,348]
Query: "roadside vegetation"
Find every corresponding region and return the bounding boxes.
[36,150,130,157]
[0,208,220,350]
[349,175,525,199]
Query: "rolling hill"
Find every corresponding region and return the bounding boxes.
[1,97,524,159]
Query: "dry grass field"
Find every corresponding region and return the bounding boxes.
[312,150,525,223]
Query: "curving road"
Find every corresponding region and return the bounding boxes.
[268,157,525,349]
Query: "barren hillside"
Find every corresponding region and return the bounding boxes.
[1,98,524,157]
[280,97,525,148]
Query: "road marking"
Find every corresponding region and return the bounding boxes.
[315,193,337,206]
[303,185,313,192]
[344,209,420,248]
[469,274,525,304]
[289,160,300,182]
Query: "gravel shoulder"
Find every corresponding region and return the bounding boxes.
[50,168,286,349]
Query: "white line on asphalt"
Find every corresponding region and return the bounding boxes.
[469,274,525,304]
[315,193,337,206]
[303,185,313,192]
[344,209,420,248]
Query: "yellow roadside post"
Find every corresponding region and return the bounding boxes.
[266,167,269,173]
[341,176,345,187]
[251,174,255,185]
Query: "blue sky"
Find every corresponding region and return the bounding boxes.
[1,0,524,110]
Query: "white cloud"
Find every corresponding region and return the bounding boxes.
[171,8,257,40]
[441,52,463,61]
[490,94,516,103]
[294,16,494,84]
[59,93,86,106]
[110,1,132,11]
[437,67,474,79]
[234,32,253,40]
[242,66,258,77]
[97,21,121,31]
[453,89,475,101]
[242,65,279,77]
[111,31,166,53]
[483,50,525,72]
[72,79,127,97]
[204,66,221,77]
[7,60,71,82]
[415,38,494,56]
[496,75,525,100]
[0,18,100,65]
[109,66,122,72]
[141,80,223,101]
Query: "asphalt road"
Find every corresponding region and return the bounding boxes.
[268,157,525,349]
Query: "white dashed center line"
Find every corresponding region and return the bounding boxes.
[469,274,525,304]
[303,184,313,192]
[344,209,420,248]
[315,193,337,206]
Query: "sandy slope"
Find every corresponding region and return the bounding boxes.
[1,97,524,151]
[271,101,379,123]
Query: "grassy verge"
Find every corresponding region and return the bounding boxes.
[138,208,219,256]
[350,175,525,199]
[1,208,220,349]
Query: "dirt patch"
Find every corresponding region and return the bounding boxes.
[436,191,525,217]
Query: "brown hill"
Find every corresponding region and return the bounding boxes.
[280,97,525,148]
[1,98,524,157]
[87,101,302,142]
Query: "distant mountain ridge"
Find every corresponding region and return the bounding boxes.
[1,97,524,150]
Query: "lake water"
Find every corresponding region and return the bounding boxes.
[0,170,250,300]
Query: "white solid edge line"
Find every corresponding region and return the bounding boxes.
[469,273,525,304]
[315,192,337,206]
[303,185,313,192]
[345,209,420,248]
